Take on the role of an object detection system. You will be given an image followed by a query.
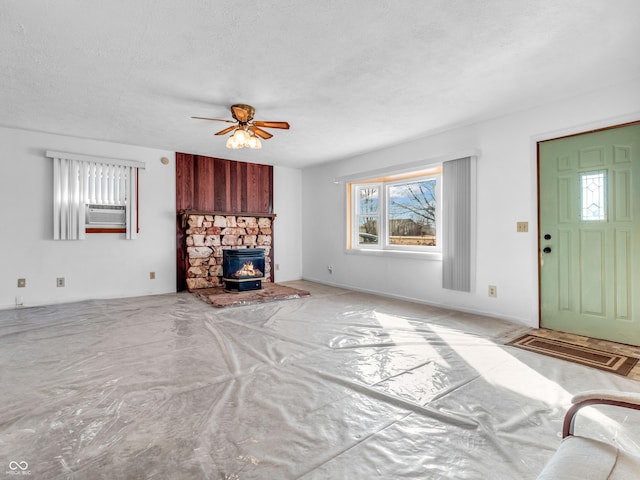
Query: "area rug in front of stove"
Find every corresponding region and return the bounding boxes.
[192,283,311,308]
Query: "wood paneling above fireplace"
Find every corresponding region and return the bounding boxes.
[176,153,274,291]
[176,153,272,213]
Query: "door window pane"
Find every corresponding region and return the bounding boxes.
[581,171,606,221]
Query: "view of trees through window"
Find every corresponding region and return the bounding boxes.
[357,187,379,244]
[354,176,437,248]
[388,179,436,246]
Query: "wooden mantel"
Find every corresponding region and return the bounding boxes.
[178,210,276,229]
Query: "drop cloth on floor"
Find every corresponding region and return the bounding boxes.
[1,281,639,479]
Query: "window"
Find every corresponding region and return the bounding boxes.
[387,177,438,248]
[349,167,441,252]
[346,154,476,292]
[354,184,381,246]
[47,151,145,240]
[580,170,607,221]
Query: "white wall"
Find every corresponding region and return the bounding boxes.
[301,78,640,327]
[273,166,302,282]
[0,127,177,308]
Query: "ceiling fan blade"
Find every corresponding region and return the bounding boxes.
[252,121,290,130]
[215,125,237,136]
[192,116,235,123]
[248,126,273,139]
[231,105,250,123]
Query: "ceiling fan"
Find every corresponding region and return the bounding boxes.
[192,104,290,149]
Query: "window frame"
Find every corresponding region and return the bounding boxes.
[348,167,442,254]
[383,174,441,251]
[352,182,382,249]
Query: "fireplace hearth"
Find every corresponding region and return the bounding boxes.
[222,249,266,292]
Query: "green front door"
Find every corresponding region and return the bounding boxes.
[539,123,640,345]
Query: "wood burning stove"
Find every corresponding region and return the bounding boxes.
[222,249,266,292]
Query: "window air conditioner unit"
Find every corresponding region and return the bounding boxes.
[86,204,126,227]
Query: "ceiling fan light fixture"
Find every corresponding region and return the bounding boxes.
[232,128,250,144]
[194,104,289,150]
[226,135,243,149]
[247,135,262,149]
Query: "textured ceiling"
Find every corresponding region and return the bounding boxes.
[1,1,640,168]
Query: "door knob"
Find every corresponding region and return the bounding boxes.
[543,246,551,253]
[544,234,551,240]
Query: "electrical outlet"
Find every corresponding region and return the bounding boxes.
[516,222,528,233]
[149,272,156,280]
[327,265,333,274]
[17,278,26,288]
[488,285,497,298]
[56,277,65,287]
[15,296,23,306]
[275,264,280,271]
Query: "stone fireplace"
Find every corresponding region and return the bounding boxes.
[180,212,274,290]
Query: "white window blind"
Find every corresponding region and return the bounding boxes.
[442,156,475,292]
[47,151,145,240]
